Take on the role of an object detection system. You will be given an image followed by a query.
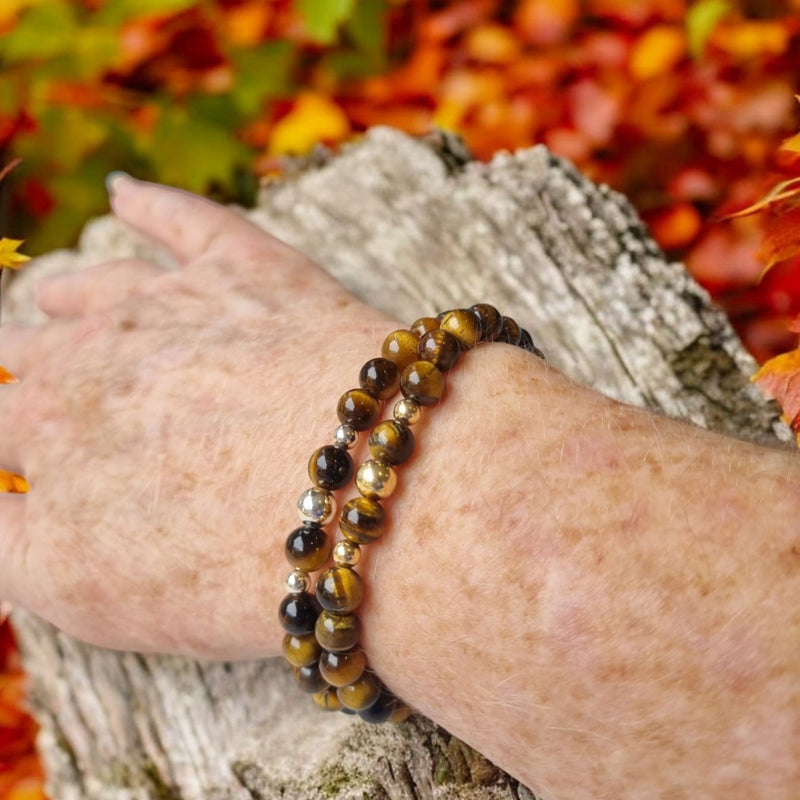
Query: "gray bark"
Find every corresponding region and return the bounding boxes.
[6,127,791,800]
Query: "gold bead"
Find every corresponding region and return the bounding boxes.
[356,459,398,499]
[333,540,361,567]
[393,398,421,425]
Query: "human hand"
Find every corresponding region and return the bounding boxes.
[0,176,394,659]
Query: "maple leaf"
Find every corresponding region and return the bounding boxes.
[0,239,30,270]
[753,344,800,441]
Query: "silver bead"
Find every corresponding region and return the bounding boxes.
[333,424,358,449]
[356,459,397,499]
[393,398,421,425]
[297,487,336,524]
[332,540,361,567]
[285,569,309,594]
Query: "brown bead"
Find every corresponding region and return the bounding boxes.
[417,329,460,371]
[337,672,381,711]
[358,687,399,723]
[400,361,444,406]
[312,687,343,711]
[359,357,400,400]
[471,303,503,341]
[439,309,481,350]
[282,632,321,667]
[339,496,386,544]
[308,445,353,490]
[410,316,439,337]
[319,647,367,687]
[381,329,420,372]
[294,662,328,694]
[497,316,521,345]
[285,523,331,572]
[316,566,363,613]
[315,610,361,652]
[278,591,321,635]
[390,704,413,723]
[337,388,380,431]
[368,420,415,465]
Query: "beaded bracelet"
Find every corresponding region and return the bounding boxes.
[278,304,543,723]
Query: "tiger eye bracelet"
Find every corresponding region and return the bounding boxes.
[278,304,544,723]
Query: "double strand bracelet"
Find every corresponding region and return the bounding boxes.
[278,304,543,723]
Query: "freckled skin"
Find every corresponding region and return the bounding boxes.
[7,178,800,799]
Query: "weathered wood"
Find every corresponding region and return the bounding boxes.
[7,127,790,800]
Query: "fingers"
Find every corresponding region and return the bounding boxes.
[107,173,298,267]
[36,259,166,318]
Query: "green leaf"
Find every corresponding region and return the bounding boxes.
[95,0,198,25]
[0,0,78,62]
[297,0,357,44]
[686,0,732,58]
[345,0,388,65]
[229,41,295,116]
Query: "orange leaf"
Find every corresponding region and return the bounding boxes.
[268,92,350,156]
[780,132,800,154]
[0,366,17,383]
[0,472,28,494]
[757,206,800,270]
[753,348,800,437]
[629,25,686,81]
[727,176,800,218]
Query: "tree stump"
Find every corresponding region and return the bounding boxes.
[6,127,790,800]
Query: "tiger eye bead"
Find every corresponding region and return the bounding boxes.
[368,420,415,465]
[312,687,343,711]
[410,316,439,337]
[439,309,482,350]
[285,523,331,572]
[297,487,336,525]
[356,459,398,499]
[390,704,413,723]
[282,631,321,667]
[418,329,460,371]
[294,662,328,694]
[400,361,444,406]
[278,591,321,635]
[358,687,399,723]
[308,445,354,491]
[359,358,400,401]
[316,566,363,613]
[471,303,503,341]
[393,397,421,425]
[319,648,367,687]
[337,388,381,432]
[315,610,361,652]
[497,315,521,345]
[381,329,420,372]
[339,496,386,544]
[337,672,381,711]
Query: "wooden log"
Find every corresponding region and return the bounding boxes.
[6,127,790,800]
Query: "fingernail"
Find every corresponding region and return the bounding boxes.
[106,171,133,196]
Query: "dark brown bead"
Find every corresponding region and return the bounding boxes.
[282,632,321,667]
[337,672,381,711]
[417,329,460,371]
[278,591,321,635]
[439,309,481,349]
[368,420,415,465]
[316,566,363,613]
[312,687,343,711]
[497,316,521,345]
[471,303,503,341]
[285,523,331,572]
[315,610,361,652]
[294,662,328,694]
[410,316,439,337]
[359,357,400,400]
[337,388,380,431]
[308,445,353,490]
[381,329,420,372]
[319,647,367,687]
[400,360,444,406]
[339,496,386,544]
[358,687,399,723]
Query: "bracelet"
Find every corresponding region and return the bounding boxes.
[278,304,543,723]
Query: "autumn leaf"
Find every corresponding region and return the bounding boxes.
[0,366,17,383]
[753,345,800,439]
[0,238,30,269]
[0,471,29,493]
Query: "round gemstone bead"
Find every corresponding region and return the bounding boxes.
[497,315,521,345]
[338,672,381,711]
[381,329,420,372]
[294,662,328,694]
[393,398,421,425]
[439,309,482,349]
[332,540,361,567]
[308,445,354,491]
[316,566,363,613]
[356,459,398,499]
[339,496,386,544]
[282,631,321,667]
[337,388,381,431]
[400,361,444,406]
[359,357,400,401]
[357,687,399,723]
[278,591,321,636]
[319,648,367,687]
[285,523,332,572]
[390,704,413,723]
[368,420,414,465]
[417,329,460,371]
[470,303,503,341]
[312,687,343,712]
[285,569,310,594]
[315,610,361,652]
[519,328,541,356]
[297,487,336,525]
[410,316,439,337]
[333,423,358,450]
